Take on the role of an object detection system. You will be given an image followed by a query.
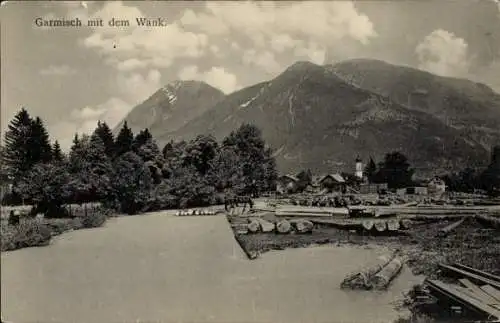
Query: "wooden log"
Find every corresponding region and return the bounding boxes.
[438,217,468,237]
[341,254,394,290]
[289,219,314,233]
[387,220,400,231]
[276,220,292,234]
[257,218,275,233]
[481,285,500,303]
[399,219,412,229]
[247,220,260,233]
[374,221,387,232]
[475,213,500,229]
[371,257,404,290]
[362,220,374,231]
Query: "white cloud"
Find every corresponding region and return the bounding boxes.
[39,64,77,76]
[82,1,209,71]
[178,65,239,94]
[242,50,282,73]
[416,29,470,77]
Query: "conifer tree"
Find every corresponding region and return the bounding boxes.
[2,108,34,181]
[29,116,53,163]
[114,121,134,158]
[93,121,115,158]
[52,140,64,162]
[132,128,153,152]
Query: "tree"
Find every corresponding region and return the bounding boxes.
[480,145,500,195]
[111,151,153,214]
[374,152,414,189]
[52,140,64,162]
[222,124,277,195]
[114,121,134,158]
[29,116,52,164]
[208,146,244,193]
[365,157,377,183]
[136,138,164,185]
[183,135,219,175]
[166,165,216,209]
[132,128,153,152]
[17,162,71,217]
[296,169,313,191]
[2,108,34,181]
[67,133,113,203]
[93,121,115,158]
[162,140,187,179]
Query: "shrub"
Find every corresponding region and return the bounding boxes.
[1,219,52,251]
[80,209,108,228]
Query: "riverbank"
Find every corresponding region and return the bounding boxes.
[1,209,109,252]
[228,213,500,278]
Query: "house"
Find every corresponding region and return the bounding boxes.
[427,177,446,196]
[319,174,346,193]
[276,175,299,194]
[397,186,428,195]
[359,183,389,194]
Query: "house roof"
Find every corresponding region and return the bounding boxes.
[319,173,345,183]
[279,174,299,182]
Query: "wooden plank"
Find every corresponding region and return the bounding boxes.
[458,279,499,305]
[453,263,500,283]
[426,279,500,320]
[438,217,468,237]
[438,264,500,290]
[481,285,500,303]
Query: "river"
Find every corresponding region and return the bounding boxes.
[1,212,423,323]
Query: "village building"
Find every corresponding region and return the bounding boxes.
[427,177,446,196]
[276,174,300,194]
[396,186,429,196]
[359,183,389,194]
[319,173,346,193]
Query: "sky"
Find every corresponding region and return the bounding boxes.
[1,0,500,150]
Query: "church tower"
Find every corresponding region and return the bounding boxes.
[355,156,363,179]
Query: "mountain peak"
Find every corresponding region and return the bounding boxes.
[285,60,322,73]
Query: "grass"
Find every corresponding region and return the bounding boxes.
[1,206,111,252]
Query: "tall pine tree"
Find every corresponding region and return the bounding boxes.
[132,128,153,152]
[114,121,134,158]
[364,157,377,183]
[2,108,34,181]
[29,116,53,164]
[93,121,115,158]
[52,140,64,162]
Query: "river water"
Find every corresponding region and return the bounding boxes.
[1,213,423,323]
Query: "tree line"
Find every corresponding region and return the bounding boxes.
[1,108,278,216]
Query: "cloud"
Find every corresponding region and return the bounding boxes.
[416,29,470,77]
[178,65,240,94]
[82,1,209,71]
[242,50,282,74]
[39,64,77,76]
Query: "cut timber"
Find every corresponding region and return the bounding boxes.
[438,217,468,237]
[276,220,292,234]
[247,220,260,233]
[426,279,500,320]
[453,263,500,284]
[458,278,500,306]
[289,219,314,233]
[481,285,500,303]
[256,218,275,233]
[362,220,374,231]
[475,214,500,229]
[387,220,400,231]
[438,264,500,290]
[374,221,387,232]
[400,219,412,229]
[341,254,395,290]
[372,257,404,290]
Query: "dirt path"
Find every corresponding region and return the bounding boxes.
[1,212,421,323]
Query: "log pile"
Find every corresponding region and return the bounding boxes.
[341,253,405,290]
[176,209,217,216]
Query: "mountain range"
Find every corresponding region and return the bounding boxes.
[116,59,500,178]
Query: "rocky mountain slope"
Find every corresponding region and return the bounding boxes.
[329,59,500,151]
[114,80,225,137]
[162,61,495,176]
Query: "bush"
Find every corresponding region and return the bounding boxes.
[80,209,108,228]
[1,219,52,251]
